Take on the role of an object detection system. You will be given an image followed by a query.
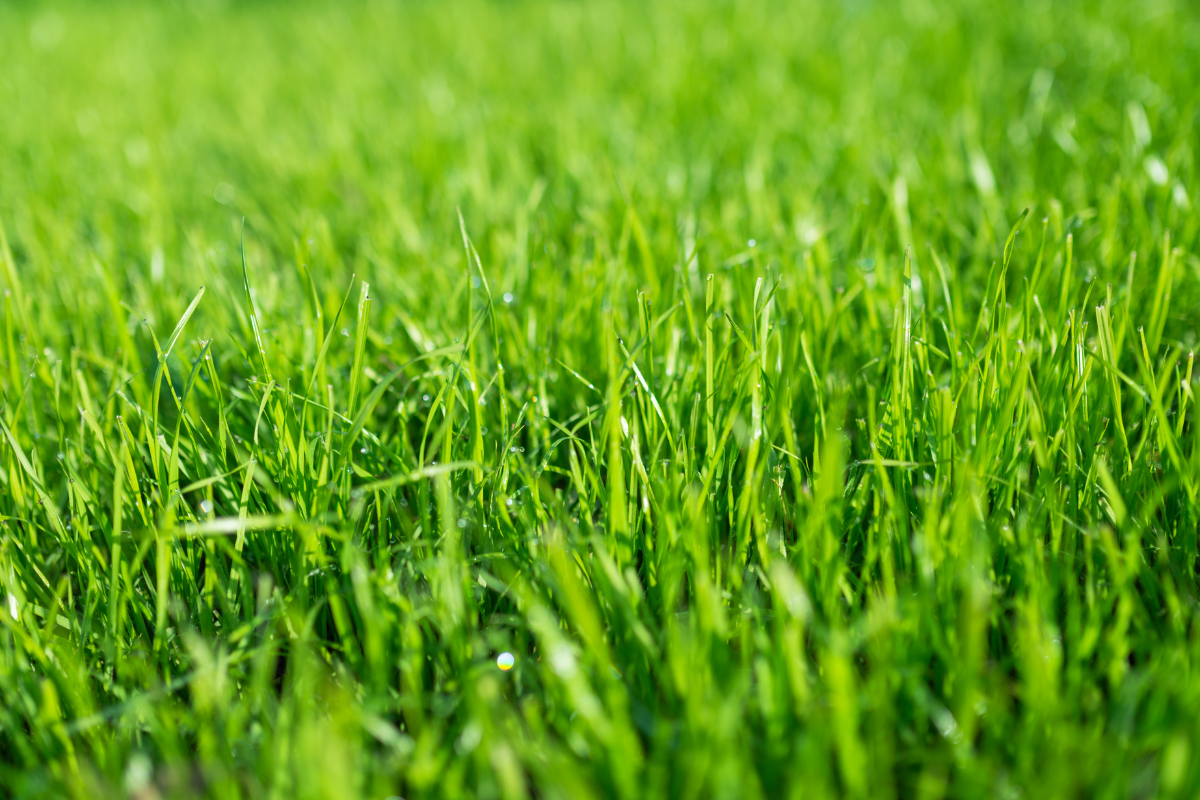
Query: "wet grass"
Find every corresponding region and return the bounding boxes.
[1,0,1200,797]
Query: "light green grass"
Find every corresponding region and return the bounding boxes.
[1,0,1199,797]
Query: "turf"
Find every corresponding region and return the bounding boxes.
[1,0,1199,797]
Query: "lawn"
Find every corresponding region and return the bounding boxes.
[1,0,1199,797]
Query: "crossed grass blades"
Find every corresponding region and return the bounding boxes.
[2,0,1200,798]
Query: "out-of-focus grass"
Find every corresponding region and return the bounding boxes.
[1,0,1199,797]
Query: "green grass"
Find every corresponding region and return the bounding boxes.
[1,0,1199,797]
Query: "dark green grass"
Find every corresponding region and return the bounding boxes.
[2,0,1200,797]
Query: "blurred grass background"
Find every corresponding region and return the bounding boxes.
[1,0,1199,798]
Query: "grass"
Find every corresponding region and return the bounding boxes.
[1,0,1199,797]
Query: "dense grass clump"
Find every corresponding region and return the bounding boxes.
[2,0,1200,797]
